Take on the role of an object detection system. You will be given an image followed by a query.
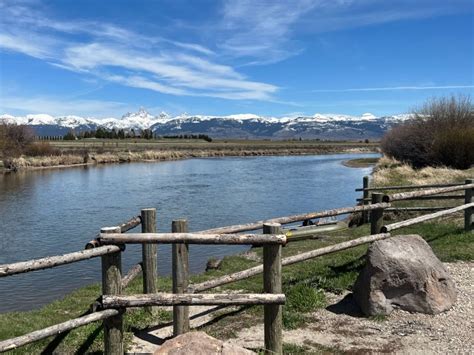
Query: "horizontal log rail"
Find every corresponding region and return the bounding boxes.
[189,232,392,293]
[385,206,456,212]
[99,233,287,245]
[357,195,464,202]
[355,182,461,192]
[383,184,474,202]
[381,203,474,233]
[102,293,286,308]
[201,203,390,234]
[0,309,119,352]
[0,245,121,278]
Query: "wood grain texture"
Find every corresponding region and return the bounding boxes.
[263,223,282,355]
[0,246,121,277]
[100,226,123,355]
[0,310,119,352]
[100,233,287,245]
[102,293,286,307]
[370,193,384,235]
[382,203,474,233]
[172,219,190,336]
[383,183,474,202]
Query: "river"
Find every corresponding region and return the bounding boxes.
[0,153,377,312]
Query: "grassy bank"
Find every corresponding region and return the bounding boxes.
[2,139,378,172]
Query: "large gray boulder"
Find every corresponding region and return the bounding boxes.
[154,331,255,355]
[353,234,457,316]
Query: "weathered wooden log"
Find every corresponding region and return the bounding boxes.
[120,215,142,233]
[370,193,384,234]
[381,203,474,233]
[0,309,119,352]
[0,246,121,277]
[383,184,474,202]
[465,179,473,232]
[263,223,282,355]
[357,195,464,202]
[121,262,142,289]
[101,227,123,355]
[100,233,287,245]
[362,176,370,223]
[284,224,341,241]
[172,219,190,336]
[189,233,392,293]
[85,216,142,249]
[385,206,456,212]
[355,182,461,191]
[102,293,286,308]
[141,208,158,314]
[201,203,390,234]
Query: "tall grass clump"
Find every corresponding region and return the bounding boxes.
[381,95,474,169]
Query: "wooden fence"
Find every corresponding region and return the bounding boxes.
[0,177,472,354]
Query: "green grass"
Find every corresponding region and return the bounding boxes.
[0,217,471,353]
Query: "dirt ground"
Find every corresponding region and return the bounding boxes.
[128,262,473,354]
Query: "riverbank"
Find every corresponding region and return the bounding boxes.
[1,160,472,353]
[1,139,378,173]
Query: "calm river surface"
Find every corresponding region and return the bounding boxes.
[0,153,377,312]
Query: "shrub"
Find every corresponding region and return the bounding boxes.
[0,123,35,158]
[25,142,61,157]
[381,95,474,169]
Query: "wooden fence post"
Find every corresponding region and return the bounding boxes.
[141,208,158,313]
[263,223,282,355]
[465,179,473,232]
[172,219,190,336]
[101,226,123,355]
[370,193,384,235]
[362,176,370,223]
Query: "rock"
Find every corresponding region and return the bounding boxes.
[154,331,255,354]
[206,258,222,271]
[353,234,457,316]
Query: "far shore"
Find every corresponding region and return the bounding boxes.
[2,139,379,173]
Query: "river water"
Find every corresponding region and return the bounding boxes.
[0,153,377,312]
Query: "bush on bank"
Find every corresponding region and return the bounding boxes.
[381,95,474,169]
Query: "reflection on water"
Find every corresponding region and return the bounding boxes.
[0,153,377,312]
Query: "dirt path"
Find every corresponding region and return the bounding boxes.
[127,262,472,354]
[228,261,473,353]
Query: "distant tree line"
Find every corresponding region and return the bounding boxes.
[60,129,213,142]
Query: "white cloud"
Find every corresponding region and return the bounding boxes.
[0,2,278,102]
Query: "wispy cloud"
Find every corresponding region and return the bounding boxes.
[216,0,473,64]
[313,85,474,92]
[0,1,277,101]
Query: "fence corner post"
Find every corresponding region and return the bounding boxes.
[263,223,282,355]
[362,176,370,224]
[101,226,123,355]
[465,179,473,232]
[172,219,190,336]
[370,193,384,235]
[141,208,158,314]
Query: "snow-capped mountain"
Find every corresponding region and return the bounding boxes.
[0,109,412,140]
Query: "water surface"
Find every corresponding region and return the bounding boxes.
[0,153,377,312]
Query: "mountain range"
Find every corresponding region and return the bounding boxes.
[0,108,411,140]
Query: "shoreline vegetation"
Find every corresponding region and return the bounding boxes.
[1,139,378,173]
[1,158,472,353]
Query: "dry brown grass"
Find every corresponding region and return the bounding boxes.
[373,157,474,186]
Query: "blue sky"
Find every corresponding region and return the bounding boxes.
[0,0,473,118]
